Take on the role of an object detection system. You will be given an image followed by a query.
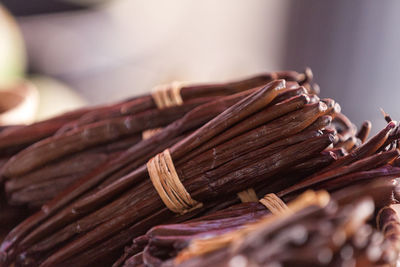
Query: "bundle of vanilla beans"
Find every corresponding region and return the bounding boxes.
[1,68,400,267]
[0,70,310,208]
[141,181,399,267]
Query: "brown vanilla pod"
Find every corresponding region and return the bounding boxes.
[0,107,95,157]
[278,149,400,197]
[312,121,397,175]
[4,135,142,208]
[356,121,372,143]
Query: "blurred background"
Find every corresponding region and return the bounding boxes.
[0,0,399,131]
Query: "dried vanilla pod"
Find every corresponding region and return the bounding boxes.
[356,120,372,144]
[3,135,144,207]
[276,118,400,198]
[0,107,95,157]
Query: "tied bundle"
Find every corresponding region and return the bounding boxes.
[115,175,399,267]
[1,70,311,209]
[1,76,332,266]
[158,181,399,267]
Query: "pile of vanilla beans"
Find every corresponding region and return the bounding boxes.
[1,69,400,267]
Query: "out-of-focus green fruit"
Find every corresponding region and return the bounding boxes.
[29,76,87,121]
[0,5,26,87]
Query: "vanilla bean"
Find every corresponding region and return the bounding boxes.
[333,112,356,134]
[303,115,332,132]
[191,133,333,199]
[315,121,397,174]
[178,94,310,164]
[314,166,400,194]
[269,86,307,105]
[56,97,217,135]
[8,175,83,208]
[179,71,306,100]
[249,151,336,197]
[178,103,326,180]
[5,153,109,194]
[279,149,400,197]
[356,121,372,143]
[325,147,346,158]
[0,108,94,156]
[4,135,142,207]
[335,136,359,152]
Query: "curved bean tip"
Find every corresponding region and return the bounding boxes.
[328,134,338,144]
[299,94,311,104]
[363,121,372,127]
[318,101,328,112]
[321,98,335,109]
[333,103,341,114]
[298,86,308,94]
[387,121,397,130]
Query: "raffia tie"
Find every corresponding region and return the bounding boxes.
[142,128,163,140]
[237,188,258,203]
[259,193,290,215]
[151,81,184,109]
[147,149,203,214]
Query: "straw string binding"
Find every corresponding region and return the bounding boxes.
[147,149,203,214]
[237,188,258,203]
[151,81,184,109]
[142,128,163,140]
[259,193,290,215]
